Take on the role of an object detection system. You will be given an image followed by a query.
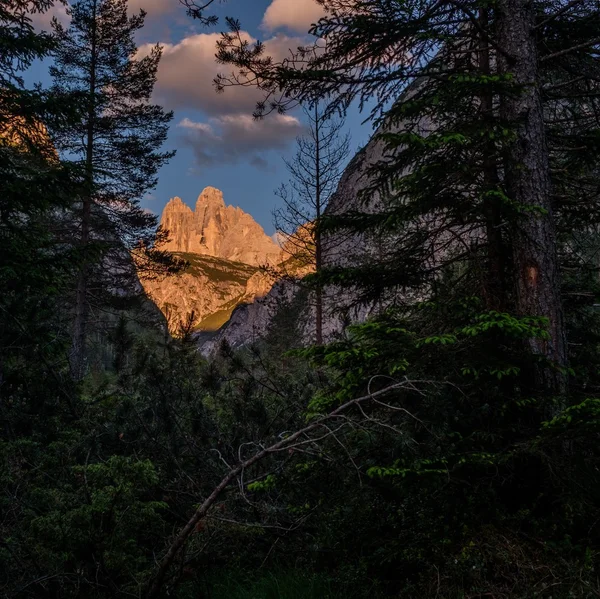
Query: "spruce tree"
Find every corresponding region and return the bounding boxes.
[0,5,84,588]
[1,1,80,407]
[212,0,600,395]
[50,0,175,379]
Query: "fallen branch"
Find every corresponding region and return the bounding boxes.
[144,378,425,598]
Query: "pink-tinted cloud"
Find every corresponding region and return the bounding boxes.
[137,27,313,170]
[29,2,69,31]
[139,32,310,115]
[129,0,177,16]
[139,32,257,115]
[178,113,304,169]
[262,0,325,34]
[138,22,317,170]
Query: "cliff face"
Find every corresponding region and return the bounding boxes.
[159,187,281,267]
[142,253,274,334]
[199,279,303,354]
[140,188,281,335]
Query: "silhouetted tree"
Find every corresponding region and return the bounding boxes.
[51,0,175,379]
[274,104,350,344]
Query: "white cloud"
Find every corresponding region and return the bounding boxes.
[140,32,310,116]
[271,231,287,246]
[179,118,214,135]
[178,113,304,169]
[262,0,325,34]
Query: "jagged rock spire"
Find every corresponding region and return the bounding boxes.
[159,187,280,266]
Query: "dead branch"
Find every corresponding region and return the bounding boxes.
[144,378,428,598]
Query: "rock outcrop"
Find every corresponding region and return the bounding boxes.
[159,187,281,267]
[141,253,275,335]
[199,279,303,354]
[140,188,283,335]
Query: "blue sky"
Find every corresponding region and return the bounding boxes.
[31,0,375,235]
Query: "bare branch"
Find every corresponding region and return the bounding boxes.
[144,379,430,598]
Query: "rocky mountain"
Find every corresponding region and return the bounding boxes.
[159,187,281,266]
[142,253,274,334]
[140,188,280,335]
[196,80,431,353]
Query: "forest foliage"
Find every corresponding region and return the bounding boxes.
[1,0,600,598]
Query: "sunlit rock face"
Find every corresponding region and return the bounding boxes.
[141,253,275,335]
[159,187,281,266]
[140,188,281,335]
[0,115,57,160]
[195,82,429,353]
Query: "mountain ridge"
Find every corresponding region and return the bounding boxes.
[158,187,281,267]
[140,187,280,334]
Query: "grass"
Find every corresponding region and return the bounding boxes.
[195,295,247,331]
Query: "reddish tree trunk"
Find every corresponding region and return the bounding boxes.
[497,0,567,393]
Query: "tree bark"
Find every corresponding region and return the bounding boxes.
[497,0,567,393]
[70,228,90,380]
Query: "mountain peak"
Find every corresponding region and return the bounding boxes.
[158,188,279,266]
[197,186,225,208]
[165,196,193,212]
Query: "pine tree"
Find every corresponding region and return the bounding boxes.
[0,1,81,407]
[50,0,175,379]
[0,7,86,588]
[274,104,350,344]
[213,0,600,395]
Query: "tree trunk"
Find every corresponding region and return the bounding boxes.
[314,104,324,345]
[479,9,507,311]
[497,0,567,394]
[70,0,97,380]
[315,277,323,345]
[70,208,91,380]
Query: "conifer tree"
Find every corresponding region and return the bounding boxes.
[0,7,86,587]
[50,0,175,379]
[1,1,81,403]
[274,104,350,344]
[211,0,600,394]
